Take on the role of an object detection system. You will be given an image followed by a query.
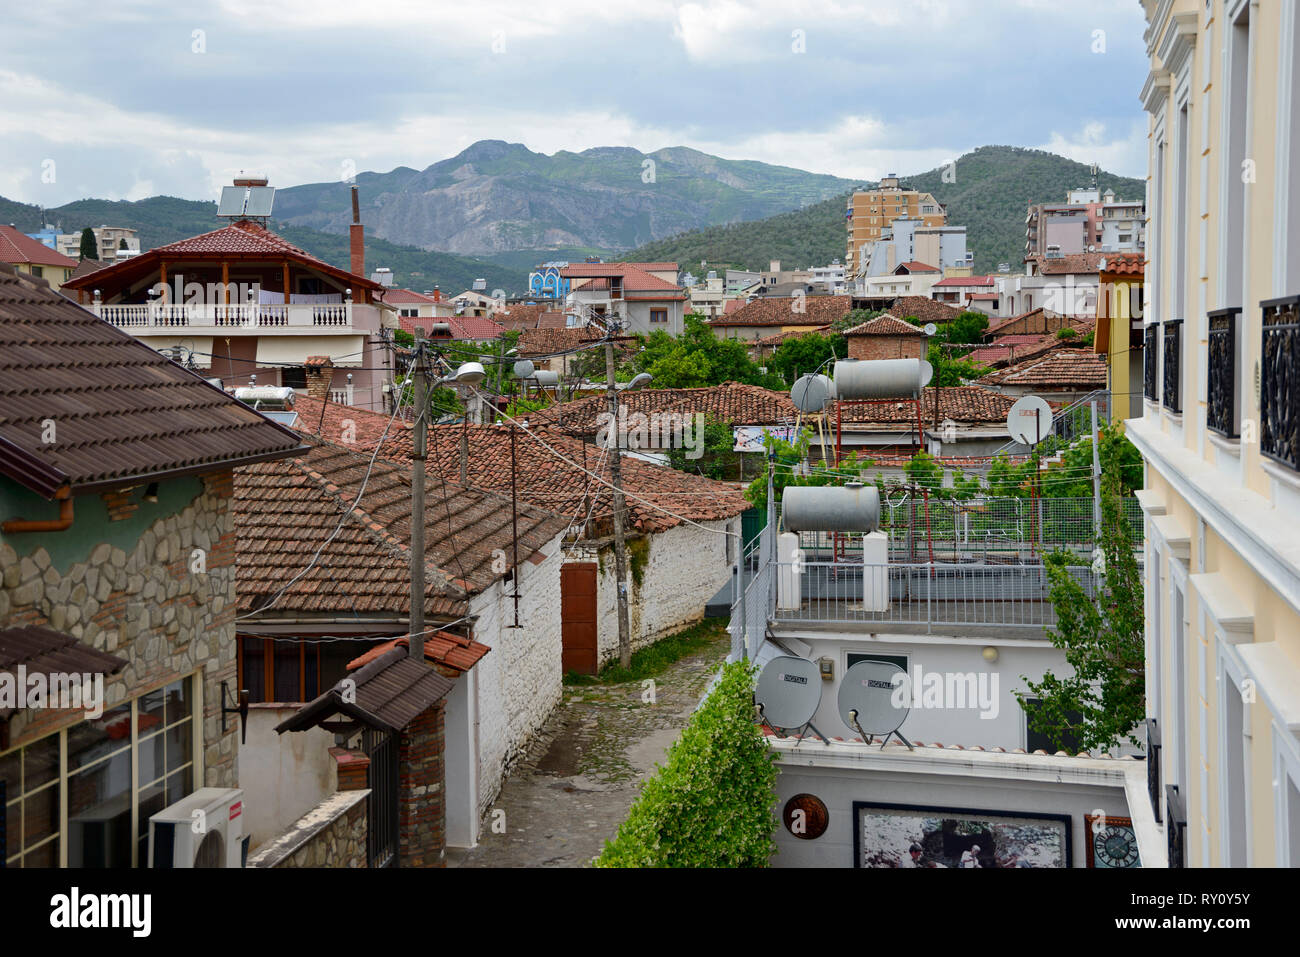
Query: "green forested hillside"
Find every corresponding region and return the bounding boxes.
[627,146,1145,274]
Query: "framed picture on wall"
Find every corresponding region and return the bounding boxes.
[1084,814,1141,868]
[853,801,1072,868]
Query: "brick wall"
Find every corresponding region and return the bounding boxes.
[0,470,239,786]
[847,335,924,361]
[397,702,446,867]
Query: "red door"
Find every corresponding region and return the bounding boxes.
[560,562,599,675]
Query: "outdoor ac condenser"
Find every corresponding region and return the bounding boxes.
[147,787,247,868]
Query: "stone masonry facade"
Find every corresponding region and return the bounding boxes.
[0,470,239,785]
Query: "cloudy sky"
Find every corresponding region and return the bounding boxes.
[1,0,1150,207]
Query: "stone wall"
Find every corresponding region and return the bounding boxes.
[0,470,238,785]
[245,790,368,868]
[469,534,565,814]
[398,703,445,867]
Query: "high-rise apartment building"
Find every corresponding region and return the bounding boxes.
[845,174,946,277]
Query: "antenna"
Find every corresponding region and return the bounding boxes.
[755,656,829,745]
[837,660,913,750]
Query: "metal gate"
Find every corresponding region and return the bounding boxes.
[363,728,399,868]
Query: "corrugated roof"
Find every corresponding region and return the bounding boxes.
[0,264,305,498]
[0,625,128,719]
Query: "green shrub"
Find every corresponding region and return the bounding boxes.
[595,660,778,867]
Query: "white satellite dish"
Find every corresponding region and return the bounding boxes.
[838,659,913,749]
[1006,394,1054,446]
[755,656,823,733]
[513,359,536,379]
[923,323,938,337]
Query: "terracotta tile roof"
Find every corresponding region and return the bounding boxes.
[383,288,439,305]
[234,438,569,620]
[978,349,1107,388]
[535,311,568,329]
[752,326,830,346]
[532,382,798,437]
[560,262,677,279]
[447,316,504,339]
[0,264,305,498]
[967,333,1075,368]
[1098,252,1145,276]
[722,298,745,315]
[841,386,1014,426]
[886,296,962,325]
[516,326,602,356]
[0,226,78,268]
[709,294,852,327]
[291,394,750,535]
[967,292,999,301]
[67,258,109,281]
[495,303,563,331]
[1027,252,1105,275]
[346,632,490,673]
[896,261,940,273]
[842,314,923,337]
[932,275,994,287]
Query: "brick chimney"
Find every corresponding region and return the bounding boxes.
[432,284,441,303]
[349,185,364,278]
[304,356,335,399]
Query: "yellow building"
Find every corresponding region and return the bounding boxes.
[1093,251,1147,421]
[1133,0,1300,867]
[0,225,77,291]
[844,175,946,275]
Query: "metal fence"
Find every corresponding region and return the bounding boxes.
[772,561,1100,632]
[729,515,775,660]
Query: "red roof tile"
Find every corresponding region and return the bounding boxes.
[533,382,798,436]
[886,296,962,325]
[840,386,1014,426]
[383,288,439,305]
[1098,252,1145,276]
[842,314,924,337]
[709,294,852,327]
[0,226,77,268]
[978,349,1107,388]
[346,633,490,673]
[932,275,994,287]
[896,261,940,273]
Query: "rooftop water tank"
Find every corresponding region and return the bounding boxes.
[781,483,880,533]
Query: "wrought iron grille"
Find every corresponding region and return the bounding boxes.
[1261,295,1300,471]
[1144,324,1158,401]
[1207,308,1239,437]
[1162,320,1182,412]
[1146,717,1162,824]
[1166,784,1186,869]
[364,728,399,868]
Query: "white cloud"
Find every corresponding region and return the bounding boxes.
[1038,120,1147,179]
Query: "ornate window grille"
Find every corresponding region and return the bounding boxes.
[1162,320,1182,412]
[1144,325,1158,401]
[1166,784,1186,869]
[1261,295,1300,471]
[1207,308,1240,437]
[1146,718,1162,825]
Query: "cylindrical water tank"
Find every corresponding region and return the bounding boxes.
[790,372,836,413]
[532,369,560,388]
[782,483,880,533]
[833,358,926,399]
[234,386,296,404]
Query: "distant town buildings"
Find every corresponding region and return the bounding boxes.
[1025,184,1145,258]
[845,174,946,278]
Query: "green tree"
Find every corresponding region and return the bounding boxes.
[926,342,989,386]
[632,313,782,389]
[596,660,777,867]
[665,414,744,481]
[1015,437,1145,752]
[943,310,990,344]
[744,430,873,512]
[767,331,847,386]
[78,227,97,261]
[831,308,881,333]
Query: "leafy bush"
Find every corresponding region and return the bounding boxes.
[595,660,778,867]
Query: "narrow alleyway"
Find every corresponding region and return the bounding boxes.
[447,624,730,868]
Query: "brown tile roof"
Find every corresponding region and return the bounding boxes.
[532,382,798,437]
[752,326,830,346]
[276,646,455,735]
[495,302,556,331]
[1099,252,1145,276]
[978,349,1107,388]
[1027,252,1105,275]
[291,395,750,535]
[0,625,127,718]
[0,264,305,498]
[886,296,962,325]
[346,632,490,673]
[0,226,77,269]
[932,275,994,287]
[383,288,440,305]
[709,294,852,327]
[516,326,602,356]
[842,314,924,337]
[841,386,1015,426]
[67,258,109,281]
[896,261,940,273]
[234,438,568,620]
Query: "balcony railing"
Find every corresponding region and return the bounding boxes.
[772,561,1098,632]
[92,301,354,330]
[1162,319,1182,412]
[1261,294,1300,471]
[1207,308,1240,437]
[1146,717,1162,824]
[1144,324,1158,401]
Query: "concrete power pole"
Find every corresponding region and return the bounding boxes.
[604,339,632,669]
[409,343,428,661]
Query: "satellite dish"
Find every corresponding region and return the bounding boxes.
[919,359,934,389]
[513,359,536,379]
[755,656,822,730]
[838,660,910,738]
[923,323,938,337]
[790,373,834,413]
[1006,395,1054,446]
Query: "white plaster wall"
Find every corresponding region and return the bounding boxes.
[469,532,565,815]
[771,760,1132,867]
[590,518,737,666]
[239,705,336,852]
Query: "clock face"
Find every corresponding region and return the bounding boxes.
[1093,825,1140,868]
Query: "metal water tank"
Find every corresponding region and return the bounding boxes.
[781,483,880,532]
[833,358,927,399]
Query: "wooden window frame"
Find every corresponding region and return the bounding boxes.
[237,637,321,704]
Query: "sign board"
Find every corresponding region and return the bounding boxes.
[734,425,801,453]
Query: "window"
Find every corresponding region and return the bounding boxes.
[30,266,43,278]
[281,366,307,390]
[0,676,197,868]
[239,636,321,703]
[650,308,668,324]
[1022,697,1084,754]
[846,652,908,671]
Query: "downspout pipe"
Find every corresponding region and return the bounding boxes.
[3,488,74,534]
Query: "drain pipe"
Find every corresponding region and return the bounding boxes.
[2,488,74,534]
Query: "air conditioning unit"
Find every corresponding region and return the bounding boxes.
[148,787,247,868]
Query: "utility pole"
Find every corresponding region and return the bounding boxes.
[604,338,632,669]
[409,343,428,661]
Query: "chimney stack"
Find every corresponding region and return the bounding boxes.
[432,284,441,303]
[304,356,335,400]
[349,186,364,278]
